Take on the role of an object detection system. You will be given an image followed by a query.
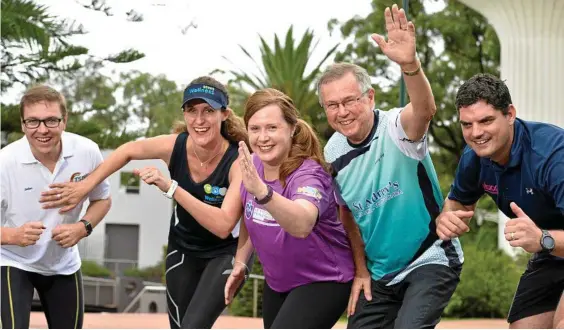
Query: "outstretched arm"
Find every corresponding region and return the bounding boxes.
[40,134,177,212]
[372,4,436,141]
[238,142,317,238]
[134,158,244,239]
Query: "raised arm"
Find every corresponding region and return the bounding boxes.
[238,142,318,238]
[372,4,436,141]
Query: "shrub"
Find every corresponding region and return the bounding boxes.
[124,245,168,283]
[123,265,163,282]
[81,260,112,278]
[444,243,521,318]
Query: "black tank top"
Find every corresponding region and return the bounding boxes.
[168,132,239,257]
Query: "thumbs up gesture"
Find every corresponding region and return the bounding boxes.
[504,202,542,253]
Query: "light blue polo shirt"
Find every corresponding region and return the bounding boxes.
[325,108,464,284]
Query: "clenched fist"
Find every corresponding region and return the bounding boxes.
[436,210,474,240]
[12,222,46,247]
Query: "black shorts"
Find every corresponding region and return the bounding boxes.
[507,258,564,323]
[348,264,460,329]
[0,266,84,329]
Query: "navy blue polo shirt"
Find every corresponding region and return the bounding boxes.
[448,118,564,234]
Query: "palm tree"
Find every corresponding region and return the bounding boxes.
[225,26,338,140]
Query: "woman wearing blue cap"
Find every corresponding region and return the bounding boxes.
[40,76,251,328]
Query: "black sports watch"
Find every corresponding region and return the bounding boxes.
[255,185,274,205]
[540,230,555,253]
[79,219,93,236]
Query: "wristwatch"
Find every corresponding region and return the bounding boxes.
[79,219,93,236]
[254,185,273,205]
[540,230,555,253]
[164,180,178,199]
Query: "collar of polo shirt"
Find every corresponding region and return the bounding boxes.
[17,131,75,164]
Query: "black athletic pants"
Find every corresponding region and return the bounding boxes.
[165,247,250,329]
[262,280,352,329]
[0,266,84,329]
[347,264,460,329]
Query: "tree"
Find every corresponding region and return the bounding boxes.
[119,71,184,138]
[328,0,500,173]
[224,26,338,141]
[0,0,145,92]
[54,63,185,149]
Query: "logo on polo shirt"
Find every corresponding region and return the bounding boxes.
[525,188,534,195]
[482,183,498,195]
[70,172,88,182]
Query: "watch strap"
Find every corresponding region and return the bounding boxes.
[255,185,273,205]
[79,219,93,236]
[164,180,178,199]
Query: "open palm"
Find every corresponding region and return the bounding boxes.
[372,4,417,67]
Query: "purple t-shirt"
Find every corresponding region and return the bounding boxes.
[241,156,354,292]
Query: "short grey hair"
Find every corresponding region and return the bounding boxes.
[316,62,373,106]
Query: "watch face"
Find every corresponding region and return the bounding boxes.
[542,236,555,249]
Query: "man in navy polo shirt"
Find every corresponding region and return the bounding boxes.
[436,73,564,329]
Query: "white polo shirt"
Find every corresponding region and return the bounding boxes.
[0,132,110,275]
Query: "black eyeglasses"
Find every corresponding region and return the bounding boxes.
[22,117,63,129]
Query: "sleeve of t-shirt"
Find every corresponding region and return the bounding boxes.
[332,181,347,207]
[387,107,428,161]
[447,146,484,205]
[88,145,111,201]
[287,164,331,216]
[542,150,564,216]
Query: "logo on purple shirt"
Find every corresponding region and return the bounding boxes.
[245,201,254,219]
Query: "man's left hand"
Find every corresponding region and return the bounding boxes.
[504,202,542,253]
[52,223,88,248]
[371,4,417,68]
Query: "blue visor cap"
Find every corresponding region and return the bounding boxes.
[181,83,228,110]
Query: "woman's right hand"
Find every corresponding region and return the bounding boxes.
[40,181,91,213]
[224,262,247,305]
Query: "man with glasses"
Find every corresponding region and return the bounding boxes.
[319,4,462,329]
[0,85,111,328]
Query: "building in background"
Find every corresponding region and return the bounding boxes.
[459,0,564,256]
[78,150,173,274]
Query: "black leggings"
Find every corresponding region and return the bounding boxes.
[0,266,84,329]
[165,248,250,328]
[262,280,352,329]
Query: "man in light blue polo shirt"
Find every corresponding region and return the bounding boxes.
[320,4,463,328]
[437,73,564,329]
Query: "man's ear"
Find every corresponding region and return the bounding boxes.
[507,104,517,125]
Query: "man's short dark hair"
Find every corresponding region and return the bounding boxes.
[455,73,513,115]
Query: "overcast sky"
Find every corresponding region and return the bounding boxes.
[38,0,372,85]
[6,0,443,102]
